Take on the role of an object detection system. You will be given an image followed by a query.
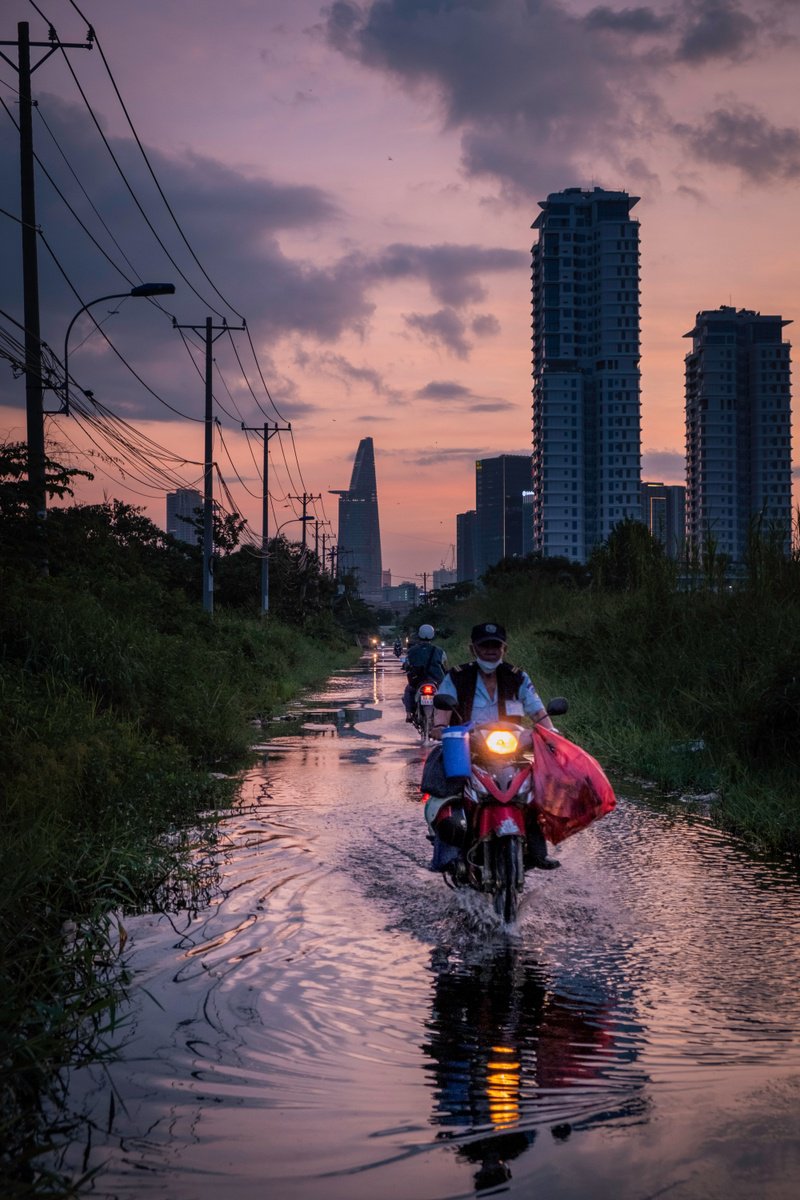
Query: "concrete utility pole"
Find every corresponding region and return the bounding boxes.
[313,518,330,562]
[288,492,321,549]
[0,21,93,516]
[241,420,291,614]
[172,316,244,614]
[416,571,429,600]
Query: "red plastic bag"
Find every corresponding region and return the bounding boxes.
[530,726,616,845]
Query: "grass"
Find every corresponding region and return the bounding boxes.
[435,572,800,853]
[0,565,359,1193]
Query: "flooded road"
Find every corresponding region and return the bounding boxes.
[54,651,800,1198]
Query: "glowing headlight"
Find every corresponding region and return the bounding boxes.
[485,730,519,755]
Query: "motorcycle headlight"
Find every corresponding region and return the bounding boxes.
[485,730,519,755]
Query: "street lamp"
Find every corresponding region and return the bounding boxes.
[62,282,175,416]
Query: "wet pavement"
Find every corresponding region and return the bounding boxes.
[48,650,800,1198]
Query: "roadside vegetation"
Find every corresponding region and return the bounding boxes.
[0,442,367,1194]
[409,518,800,855]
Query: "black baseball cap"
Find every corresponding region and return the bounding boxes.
[470,622,507,646]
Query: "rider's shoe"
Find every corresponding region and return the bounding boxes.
[531,856,561,870]
[405,713,414,723]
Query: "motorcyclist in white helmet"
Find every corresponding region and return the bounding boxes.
[402,624,448,721]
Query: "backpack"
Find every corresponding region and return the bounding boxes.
[405,643,445,687]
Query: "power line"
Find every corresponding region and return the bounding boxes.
[65,0,245,321]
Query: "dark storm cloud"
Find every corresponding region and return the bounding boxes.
[322,1,793,195]
[0,92,376,420]
[677,104,800,181]
[370,243,524,306]
[1,92,520,421]
[675,1,757,64]
[404,309,470,358]
[322,0,633,193]
[584,6,674,35]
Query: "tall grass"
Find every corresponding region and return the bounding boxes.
[436,567,800,851]
[0,566,357,1192]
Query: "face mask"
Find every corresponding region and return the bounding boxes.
[476,655,500,673]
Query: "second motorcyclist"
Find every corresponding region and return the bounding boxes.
[403,624,448,721]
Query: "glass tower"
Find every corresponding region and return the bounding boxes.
[531,187,642,562]
[331,437,383,598]
[685,307,793,563]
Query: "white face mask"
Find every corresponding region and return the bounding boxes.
[476,656,499,673]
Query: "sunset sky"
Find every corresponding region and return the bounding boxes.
[1,0,798,579]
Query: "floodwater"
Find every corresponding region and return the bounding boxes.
[50,651,800,1198]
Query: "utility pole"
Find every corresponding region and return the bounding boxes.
[241,420,291,614]
[0,21,93,515]
[313,518,330,562]
[288,493,321,549]
[416,571,429,600]
[172,316,244,613]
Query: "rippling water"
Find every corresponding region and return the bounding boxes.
[49,652,800,1198]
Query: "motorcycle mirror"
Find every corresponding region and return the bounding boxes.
[433,694,457,710]
[546,697,568,716]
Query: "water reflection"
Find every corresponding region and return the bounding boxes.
[423,947,648,1191]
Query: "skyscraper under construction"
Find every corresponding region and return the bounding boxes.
[331,437,383,600]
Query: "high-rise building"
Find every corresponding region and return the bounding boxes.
[456,510,477,583]
[432,567,458,590]
[641,482,686,558]
[166,488,202,544]
[475,454,532,578]
[330,437,383,599]
[521,491,534,556]
[531,186,642,562]
[685,306,793,563]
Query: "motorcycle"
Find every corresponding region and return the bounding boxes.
[393,639,403,657]
[412,680,438,741]
[424,694,569,923]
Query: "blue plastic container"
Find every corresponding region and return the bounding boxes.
[441,724,473,779]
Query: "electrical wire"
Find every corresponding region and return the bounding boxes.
[32,100,146,286]
[37,227,202,422]
[215,419,261,500]
[13,2,328,546]
[54,45,229,320]
[64,0,244,320]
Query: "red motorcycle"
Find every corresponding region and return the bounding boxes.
[424,695,614,923]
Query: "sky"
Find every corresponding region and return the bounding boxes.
[1,0,799,580]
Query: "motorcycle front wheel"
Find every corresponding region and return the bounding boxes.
[493,837,523,924]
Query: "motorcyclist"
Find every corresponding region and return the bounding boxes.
[403,624,448,721]
[431,621,560,869]
[393,637,403,657]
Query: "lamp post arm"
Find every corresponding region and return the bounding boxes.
[62,291,130,417]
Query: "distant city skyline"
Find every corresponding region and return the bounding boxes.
[1,1,798,579]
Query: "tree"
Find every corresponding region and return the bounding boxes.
[0,441,93,564]
[590,519,671,592]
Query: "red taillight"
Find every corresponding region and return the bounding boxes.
[420,684,436,695]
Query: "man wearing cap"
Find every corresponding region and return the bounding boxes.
[432,621,560,869]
